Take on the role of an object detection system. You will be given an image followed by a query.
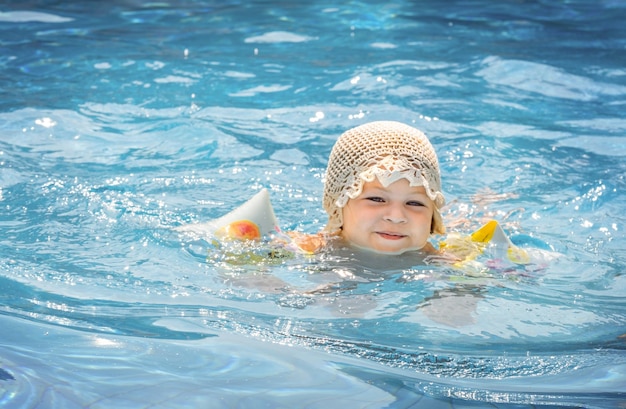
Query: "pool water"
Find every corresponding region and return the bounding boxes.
[1,1,625,408]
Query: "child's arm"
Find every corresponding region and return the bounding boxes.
[285,231,330,254]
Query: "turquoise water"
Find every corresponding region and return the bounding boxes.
[1,1,625,408]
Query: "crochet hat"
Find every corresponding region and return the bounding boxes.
[323,121,446,235]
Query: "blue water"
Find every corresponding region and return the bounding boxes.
[1,1,625,408]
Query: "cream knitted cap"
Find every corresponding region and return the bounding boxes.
[323,121,446,235]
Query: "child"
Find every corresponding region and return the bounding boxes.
[291,120,446,255]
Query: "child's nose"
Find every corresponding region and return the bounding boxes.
[384,204,407,223]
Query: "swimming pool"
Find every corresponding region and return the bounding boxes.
[1,0,625,407]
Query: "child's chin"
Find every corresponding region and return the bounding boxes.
[377,248,419,255]
[352,243,423,255]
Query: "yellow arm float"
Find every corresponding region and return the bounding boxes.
[440,220,530,265]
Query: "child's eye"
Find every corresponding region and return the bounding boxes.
[366,196,385,203]
[407,200,425,207]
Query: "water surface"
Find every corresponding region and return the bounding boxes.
[1,1,625,408]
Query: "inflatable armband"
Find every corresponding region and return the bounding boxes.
[440,220,531,268]
[175,188,280,240]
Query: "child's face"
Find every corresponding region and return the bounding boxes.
[340,177,434,254]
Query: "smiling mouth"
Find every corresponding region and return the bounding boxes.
[377,232,406,240]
